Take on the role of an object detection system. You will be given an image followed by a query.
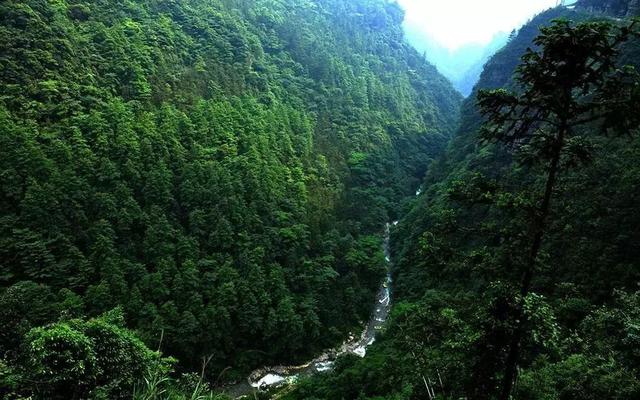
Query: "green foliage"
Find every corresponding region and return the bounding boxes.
[477,17,640,399]
[133,367,230,400]
[0,0,460,395]
[24,323,98,398]
[17,310,161,399]
[285,4,640,400]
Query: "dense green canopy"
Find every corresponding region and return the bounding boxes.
[285,4,640,400]
[0,0,460,398]
[3,0,640,399]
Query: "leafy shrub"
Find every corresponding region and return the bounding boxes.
[20,309,161,399]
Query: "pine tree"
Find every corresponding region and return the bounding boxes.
[478,18,640,400]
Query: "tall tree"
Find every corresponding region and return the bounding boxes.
[478,18,640,400]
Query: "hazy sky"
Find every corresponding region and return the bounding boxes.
[396,0,560,50]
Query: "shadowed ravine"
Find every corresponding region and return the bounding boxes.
[224,223,395,398]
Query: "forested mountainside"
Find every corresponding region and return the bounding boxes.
[286,3,640,400]
[0,0,462,398]
[3,0,640,399]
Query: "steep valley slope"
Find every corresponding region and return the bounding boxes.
[0,0,461,398]
[284,2,640,399]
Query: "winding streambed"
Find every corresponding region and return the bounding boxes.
[224,223,394,398]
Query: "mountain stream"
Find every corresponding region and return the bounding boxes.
[224,222,395,398]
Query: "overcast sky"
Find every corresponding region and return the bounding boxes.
[396,0,561,50]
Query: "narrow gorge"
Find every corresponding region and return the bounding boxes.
[1,1,640,400]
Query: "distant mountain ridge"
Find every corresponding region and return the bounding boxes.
[402,27,509,96]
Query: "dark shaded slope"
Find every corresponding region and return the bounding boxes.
[285,3,640,399]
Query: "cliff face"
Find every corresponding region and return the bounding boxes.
[576,0,640,16]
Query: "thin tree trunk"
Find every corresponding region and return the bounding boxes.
[423,375,433,400]
[411,349,433,400]
[499,123,567,400]
[429,377,437,399]
[437,368,445,392]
